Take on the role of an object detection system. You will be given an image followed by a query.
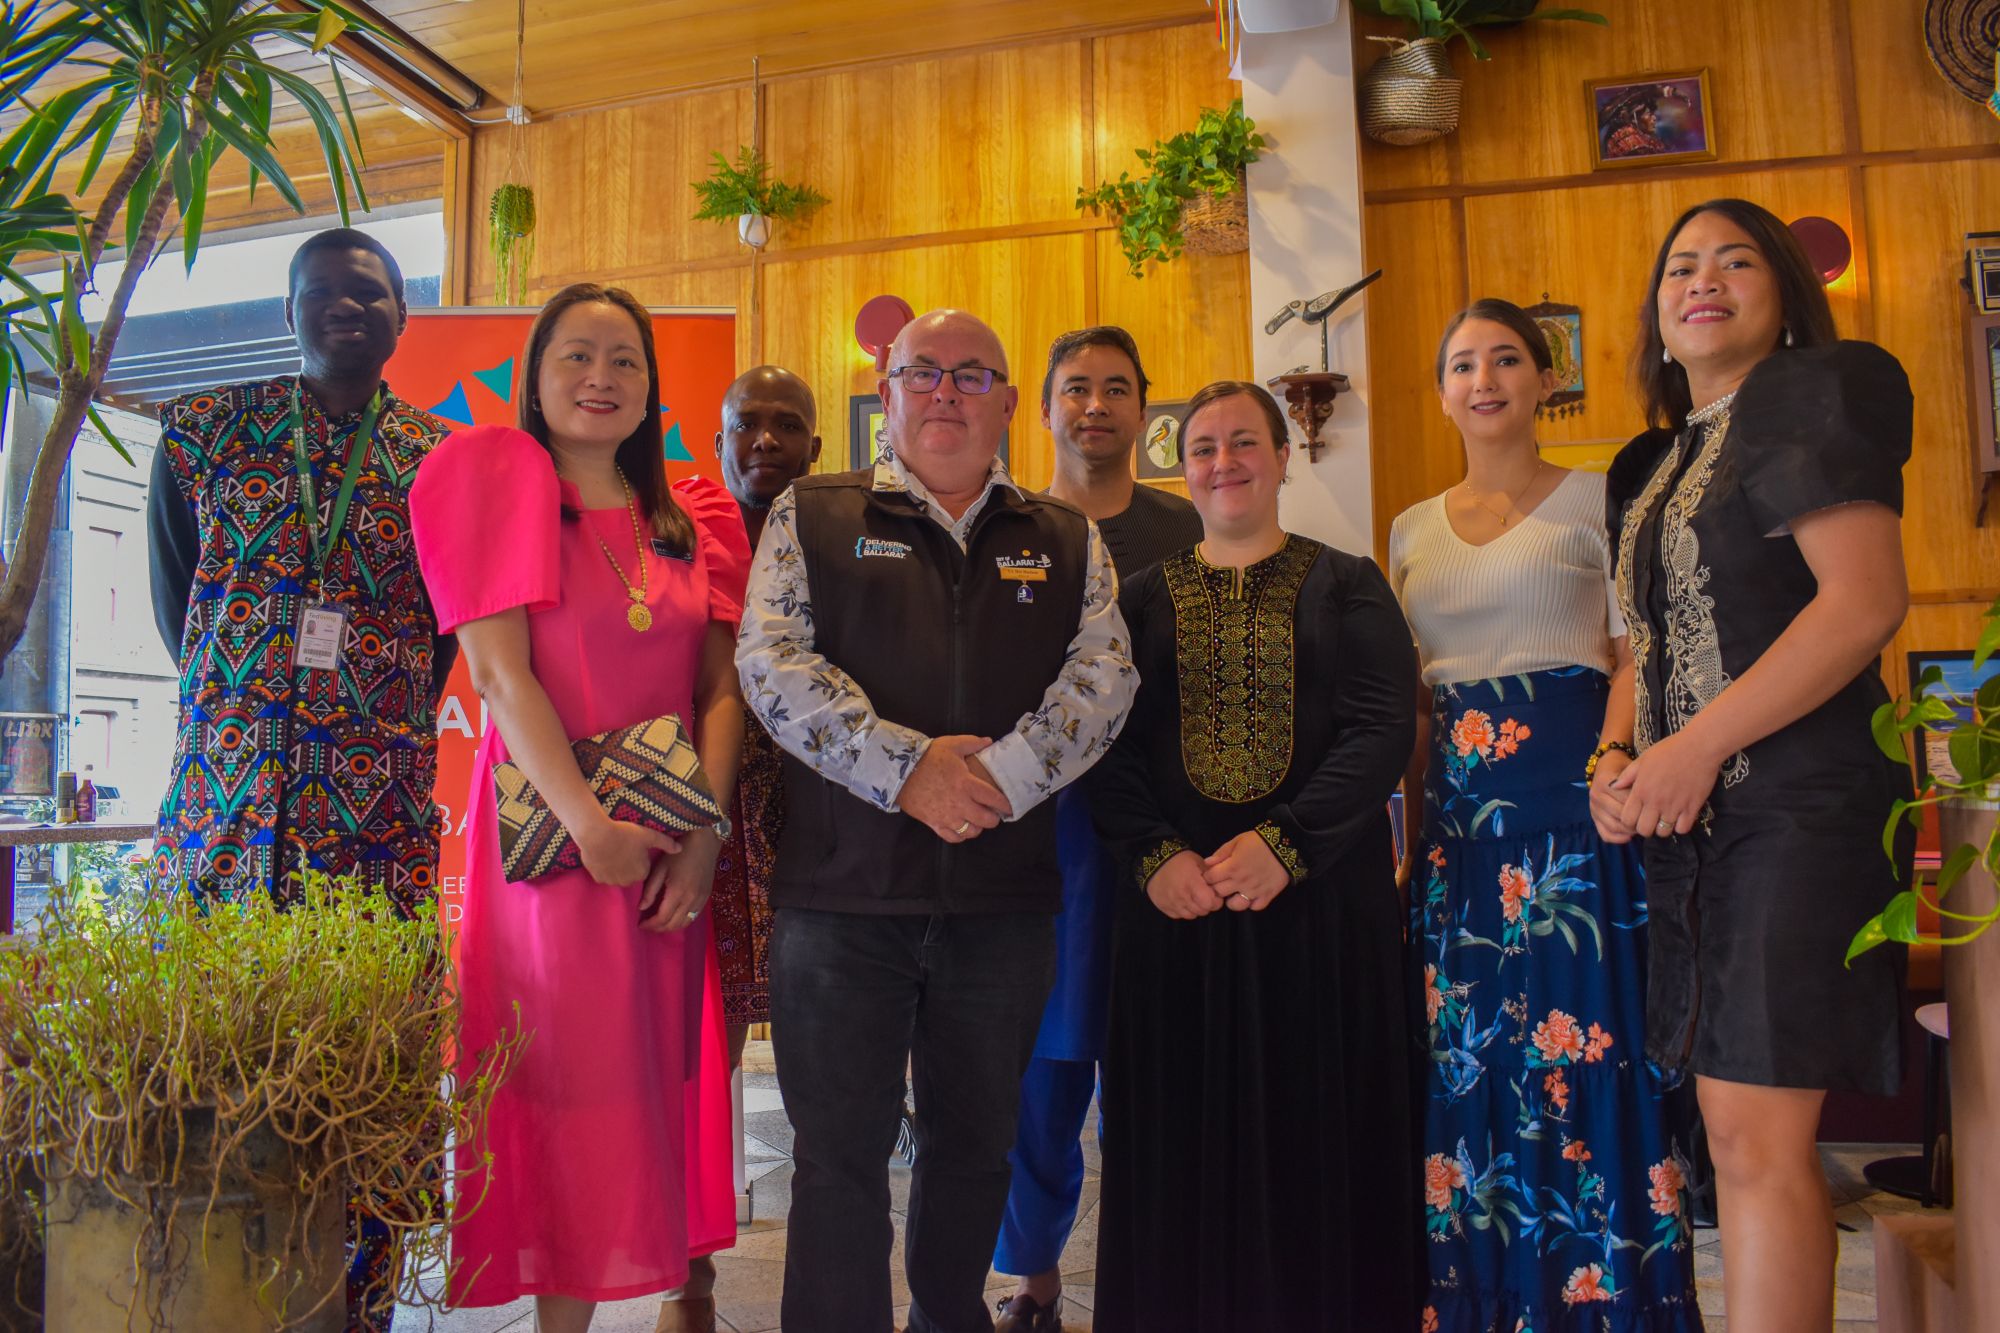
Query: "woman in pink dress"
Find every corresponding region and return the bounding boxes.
[410,283,746,1333]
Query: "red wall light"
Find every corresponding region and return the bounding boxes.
[1789,215,1852,284]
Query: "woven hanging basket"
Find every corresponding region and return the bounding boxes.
[1921,0,2000,105]
[1181,171,1250,256]
[1359,37,1463,146]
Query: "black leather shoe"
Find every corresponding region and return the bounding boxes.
[993,1292,1063,1333]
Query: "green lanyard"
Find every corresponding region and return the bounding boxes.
[290,379,384,575]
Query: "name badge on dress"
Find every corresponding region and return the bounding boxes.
[295,603,348,672]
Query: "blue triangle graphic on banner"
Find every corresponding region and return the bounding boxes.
[428,382,474,425]
[662,419,693,461]
[472,358,514,402]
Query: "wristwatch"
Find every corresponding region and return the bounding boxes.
[1583,740,1637,782]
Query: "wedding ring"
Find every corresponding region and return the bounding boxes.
[1235,892,1252,905]
[954,820,972,835]
[1655,819,1673,834]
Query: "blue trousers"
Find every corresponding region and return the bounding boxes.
[992,1054,1100,1276]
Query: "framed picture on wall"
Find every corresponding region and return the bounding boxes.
[849,394,887,469]
[1137,400,1188,482]
[1586,69,1715,170]
[1903,649,2000,868]
[848,393,1010,471]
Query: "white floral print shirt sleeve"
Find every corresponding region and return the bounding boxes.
[734,487,929,811]
[734,481,1136,820]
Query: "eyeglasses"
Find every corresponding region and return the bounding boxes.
[887,365,1008,395]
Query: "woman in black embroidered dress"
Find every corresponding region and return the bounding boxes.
[1089,380,1422,1331]
[1605,199,1912,1333]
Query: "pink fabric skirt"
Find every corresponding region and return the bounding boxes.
[449,764,735,1306]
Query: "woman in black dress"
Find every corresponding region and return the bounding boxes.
[1606,198,1912,1332]
[1089,380,1422,1331]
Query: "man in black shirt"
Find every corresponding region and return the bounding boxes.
[992,327,1203,1332]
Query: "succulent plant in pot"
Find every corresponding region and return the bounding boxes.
[0,874,524,1330]
[1352,1,1608,145]
[691,147,829,249]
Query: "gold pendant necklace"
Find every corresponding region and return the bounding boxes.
[1460,459,1547,528]
[588,469,653,631]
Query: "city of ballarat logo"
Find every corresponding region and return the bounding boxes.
[994,550,1051,583]
[855,537,914,560]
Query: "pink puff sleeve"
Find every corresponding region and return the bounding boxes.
[673,475,751,626]
[411,425,563,633]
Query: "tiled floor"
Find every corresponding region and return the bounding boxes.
[395,1048,1919,1332]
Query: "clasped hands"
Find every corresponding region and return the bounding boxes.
[896,735,1013,843]
[577,816,719,933]
[1147,834,1291,921]
[1588,730,1725,845]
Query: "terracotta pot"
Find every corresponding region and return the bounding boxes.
[42,1114,343,1332]
[1939,797,2000,1327]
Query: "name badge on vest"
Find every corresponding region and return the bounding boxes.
[295,603,348,672]
[995,551,1051,583]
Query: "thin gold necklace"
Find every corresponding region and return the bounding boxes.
[1459,459,1549,528]
[588,468,653,631]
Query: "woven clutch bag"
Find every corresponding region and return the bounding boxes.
[493,714,726,883]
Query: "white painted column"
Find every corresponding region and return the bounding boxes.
[1240,6,1375,555]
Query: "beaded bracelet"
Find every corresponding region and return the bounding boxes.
[1583,740,1637,782]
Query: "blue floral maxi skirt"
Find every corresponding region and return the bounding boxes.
[1416,668,1702,1333]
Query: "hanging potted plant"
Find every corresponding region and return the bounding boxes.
[691,147,829,249]
[0,875,523,1328]
[1351,1,1608,145]
[1076,98,1267,279]
[1855,607,2000,1326]
[490,182,537,305]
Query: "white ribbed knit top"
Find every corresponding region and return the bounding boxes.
[1387,468,1627,687]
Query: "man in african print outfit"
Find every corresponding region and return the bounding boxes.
[145,227,454,1331]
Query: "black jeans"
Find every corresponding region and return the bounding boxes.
[770,908,1056,1333]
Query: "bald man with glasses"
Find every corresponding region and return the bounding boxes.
[736,309,1134,1333]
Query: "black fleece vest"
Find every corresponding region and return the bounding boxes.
[771,470,1090,914]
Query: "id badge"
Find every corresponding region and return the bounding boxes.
[295,603,348,672]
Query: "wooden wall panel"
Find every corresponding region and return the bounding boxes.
[1864,159,2000,597]
[1094,235,1253,399]
[766,45,1089,251]
[465,88,753,298]
[1356,0,1846,194]
[761,236,1091,490]
[1461,163,1857,430]
[1094,24,1246,190]
[1360,0,2000,610]
[1852,1,2000,154]
[447,21,1245,499]
[1363,198,1465,553]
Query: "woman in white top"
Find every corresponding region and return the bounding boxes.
[1389,299,1701,1333]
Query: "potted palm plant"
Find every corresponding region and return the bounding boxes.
[0,0,381,671]
[0,874,522,1329]
[1857,613,2000,1327]
[1351,1,1608,144]
[690,147,828,249]
[1076,98,1266,279]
